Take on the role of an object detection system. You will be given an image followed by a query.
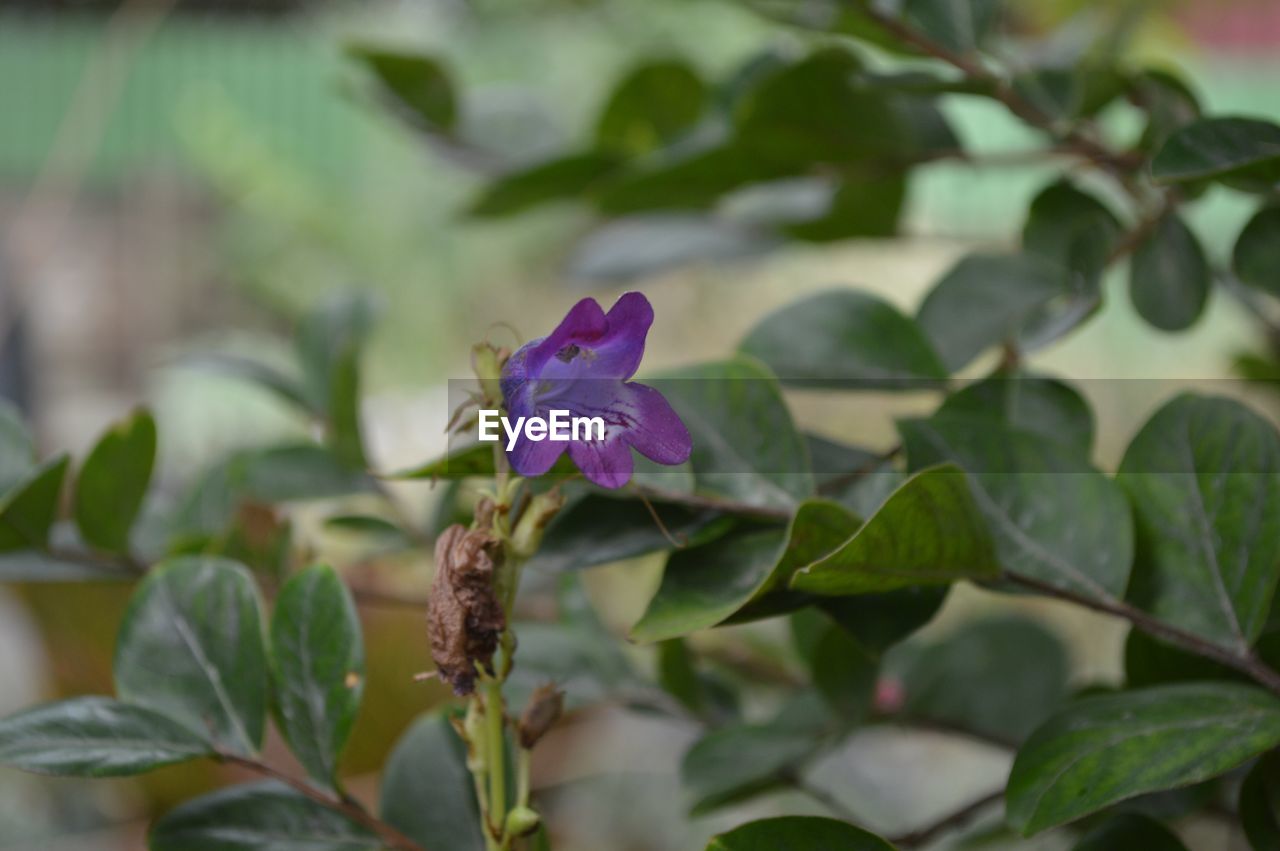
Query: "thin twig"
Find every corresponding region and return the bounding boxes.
[216,751,425,851]
[889,788,1005,848]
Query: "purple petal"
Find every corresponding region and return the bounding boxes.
[568,435,634,489]
[521,292,653,382]
[507,434,568,478]
[621,382,693,465]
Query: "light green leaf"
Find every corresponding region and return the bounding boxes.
[1152,117,1280,190]
[1129,213,1210,332]
[150,781,380,851]
[596,60,707,156]
[0,455,70,553]
[741,290,947,387]
[707,816,897,850]
[790,465,1000,595]
[0,697,210,777]
[1118,393,1280,648]
[74,409,156,555]
[381,713,486,851]
[1234,205,1280,298]
[270,565,364,788]
[114,556,268,755]
[1007,683,1280,835]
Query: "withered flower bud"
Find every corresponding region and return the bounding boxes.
[428,504,506,696]
[517,683,564,749]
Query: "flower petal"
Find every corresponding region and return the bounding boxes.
[621,382,693,465]
[522,292,653,383]
[568,435,634,489]
[507,431,568,477]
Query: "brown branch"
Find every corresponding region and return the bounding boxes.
[217,751,425,851]
[889,788,1005,848]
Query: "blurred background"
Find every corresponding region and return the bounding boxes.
[1,0,1279,848]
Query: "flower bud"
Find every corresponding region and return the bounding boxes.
[504,806,541,837]
[510,489,567,559]
[472,342,507,406]
[517,683,564,750]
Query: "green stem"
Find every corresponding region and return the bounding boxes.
[485,678,508,845]
[516,748,532,810]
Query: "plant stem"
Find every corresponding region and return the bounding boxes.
[485,678,508,843]
[516,748,532,810]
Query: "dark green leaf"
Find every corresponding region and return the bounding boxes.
[1130,69,1201,152]
[1241,752,1280,851]
[1234,205,1280,298]
[1023,180,1122,286]
[785,173,906,241]
[631,500,857,643]
[900,415,1133,600]
[348,45,457,132]
[0,697,210,777]
[114,556,268,755]
[1073,814,1188,851]
[740,290,947,387]
[817,587,948,656]
[381,713,486,851]
[0,455,69,553]
[682,720,822,816]
[270,565,364,788]
[1008,683,1280,834]
[1124,629,1244,688]
[596,60,707,156]
[1011,66,1127,123]
[594,145,782,214]
[793,611,878,722]
[150,781,380,851]
[74,409,156,555]
[937,374,1093,456]
[1152,117,1280,190]
[707,816,897,850]
[1118,393,1280,648]
[328,345,366,469]
[902,0,1002,54]
[470,152,622,217]
[1129,213,1210,331]
[916,252,1074,371]
[790,466,1000,595]
[653,359,813,507]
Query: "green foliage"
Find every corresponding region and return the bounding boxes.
[1235,205,1280,297]
[74,408,157,555]
[706,816,897,850]
[381,713,487,851]
[1128,213,1210,332]
[1152,117,1280,191]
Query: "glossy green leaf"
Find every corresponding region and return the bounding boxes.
[1023,180,1122,285]
[900,415,1133,600]
[270,565,364,788]
[916,252,1074,371]
[817,586,948,656]
[1073,814,1188,851]
[1118,393,1280,648]
[596,60,707,156]
[0,399,35,496]
[114,556,268,755]
[1152,117,1280,190]
[470,152,622,217]
[653,359,813,508]
[348,45,456,132]
[150,781,380,851]
[740,290,947,387]
[1007,683,1280,835]
[902,0,1002,54]
[682,719,822,816]
[74,409,156,555]
[1241,752,1280,851]
[1129,213,1210,332]
[892,616,1068,742]
[1234,205,1280,298]
[786,172,906,241]
[937,374,1093,456]
[631,500,857,643]
[707,816,897,850]
[381,713,486,851]
[791,466,1000,595]
[0,455,69,553]
[0,697,210,777]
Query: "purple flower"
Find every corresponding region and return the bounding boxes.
[500,292,692,489]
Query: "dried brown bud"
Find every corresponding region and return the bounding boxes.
[517,683,564,749]
[427,508,506,696]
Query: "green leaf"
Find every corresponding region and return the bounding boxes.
[74,409,156,555]
[270,565,364,788]
[381,713,486,851]
[0,548,135,581]
[182,353,313,414]
[0,697,210,777]
[902,0,1002,55]
[682,719,822,816]
[1011,66,1127,123]
[891,616,1068,742]
[114,556,268,755]
[707,816,897,850]
[740,290,947,387]
[1131,69,1201,152]
[347,45,457,132]
[1152,117,1280,190]
[596,60,707,156]
[936,374,1093,456]
[653,359,813,508]
[0,455,69,553]
[328,345,366,469]
[899,415,1133,600]
[150,781,381,851]
[1124,629,1244,688]
[594,144,782,214]
[1241,752,1280,851]
[790,466,1000,595]
[631,500,857,643]
[816,586,948,656]
[1023,180,1122,286]
[1129,213,1210,332]
[916,252,1074,371]
[1007,683,1280,835]
[1073,813,1188,851]
[295,292,379,420]
[470,152,622,217]
[792,611,878,721]
[785,173,906,241]
[1234,205,1280,298]
[527,494,733,573]
[1118,393,1280,648]
[0,398,35,497]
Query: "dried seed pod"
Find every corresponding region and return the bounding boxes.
[427,504,506,695]
[517,683,565,749]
